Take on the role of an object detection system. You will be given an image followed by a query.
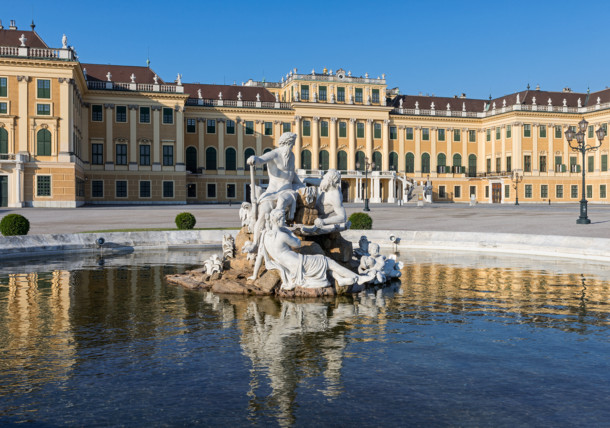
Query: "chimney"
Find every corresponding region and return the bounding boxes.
[9,20,17,30]
[460,93,467,98]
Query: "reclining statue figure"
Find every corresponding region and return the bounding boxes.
[248,209,374,290]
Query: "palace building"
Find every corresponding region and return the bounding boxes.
[1,20,609,208]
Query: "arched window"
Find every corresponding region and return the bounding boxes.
[185,146,197,173]
[301,149,312,170]
[373,151,382,171]
[389,152,398,171]
[356,151,365,171]
[225,147,236,171]
[37,129,52,156]
[421,153,430,174]
[406,152,415,173]
[205,147,217,170]
[337,150,348,171]
[319,150,329,171]
[0,128,8,154]
[453,153,462,167]
[244,148,255,170]
[468,154,477,177]
[437,153,446,167]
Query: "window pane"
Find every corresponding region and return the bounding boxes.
[139,145,150,165]
[116,106,127,122]
[37,176,51,196]
[37,79,50,98]
[163,181,174,198]
[162,108,173,124]
[140,107,150,123]
[140,181,151,198]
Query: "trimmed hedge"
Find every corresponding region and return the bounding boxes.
[0,214,30,236]
[348,212,372,230]
[175,212,196,230]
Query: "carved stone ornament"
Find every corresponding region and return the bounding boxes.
[40,124,48,129]
[349,118,356,123]
[115,138,128,143]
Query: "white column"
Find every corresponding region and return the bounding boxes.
[175,107,185,171]
[388,176,396,203]
[501,125,506,171]
[129,105,137,170]
[415,126,422,174]
[105,104,114,170]
[330,117,337,169]
[365,119,373,160]
[398,126,405,172]
[430,127,437,175]
[382,119,390,171]
[17,76,29,154]
[348,119,356,170]
[513,123,522,170]
[312,117,320,170]
[152,106,161,171]
[294,116,302,168]
[237,118,244,175]
[198,118,205,171]
[532,123,539,173]
[58,77,73,162]
[218,119,225,175]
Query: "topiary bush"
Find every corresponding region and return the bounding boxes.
[175,212,196,230]
[0,214,30,236]
[348,212,372,230]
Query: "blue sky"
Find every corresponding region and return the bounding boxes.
[3,0,610,99]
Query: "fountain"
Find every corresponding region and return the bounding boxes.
[166,132,402,297]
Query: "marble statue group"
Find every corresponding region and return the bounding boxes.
[238,131,402,292]
[167,131,403,295]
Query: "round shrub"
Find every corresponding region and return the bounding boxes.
[0,214,30,236]
[175,212,196,230]
[348,212,372,230]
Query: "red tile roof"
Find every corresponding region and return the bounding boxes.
[183,83,276,102]
[81,63,165,84]
[0,29,48,48]
[391,94,487,112]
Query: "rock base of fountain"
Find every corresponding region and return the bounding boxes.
[165,226,387,297]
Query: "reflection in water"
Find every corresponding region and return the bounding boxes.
[0,251,609,426]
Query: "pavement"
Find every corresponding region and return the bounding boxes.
[2,202,610,239]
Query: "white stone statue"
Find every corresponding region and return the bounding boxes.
[154,74,159,84]
[563,98,567,107]
[503,99,506,107]
[248,209,373,289]
[237,91,242,101]
[357,243,403,285]
[462,102,466,112]
[198,89,202,98]
[354,235,370,259]
[243,132,305,253]
[299,170,349,235]
[415,101,419,109]
[532,96,536,105]
[548,98,552,106]
[256,93,261,102]
[516,94,520,104]
[275,93,279,102]
[578,98,582,108]
[330,93,335,103]
[492,102,496,110]
[597,97,601,105]
[447,103,451,111]
[431,102,435,110]
[62,34,67,49]
[176,73,182,85]
[294,91,299,102]
[203,254,224,275]
[222,233,235,259]
[239,202,252,229]
[313,92,317,102]
[218,92,223,100]
[130,73,136,83]
[19,34,26,47]
[399,98,403,108]
[106,72,112,82]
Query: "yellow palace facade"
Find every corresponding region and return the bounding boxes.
[1,21,609,208]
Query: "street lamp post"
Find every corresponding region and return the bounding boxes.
[356,156,375,212]
[512,169,523,206]
[565,118,605,224]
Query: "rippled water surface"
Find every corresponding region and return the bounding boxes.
[1,251,609,427]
